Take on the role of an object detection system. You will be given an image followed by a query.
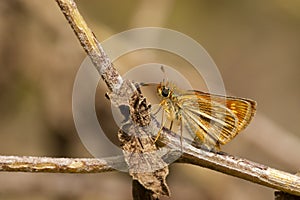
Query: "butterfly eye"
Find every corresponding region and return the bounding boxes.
[161,87,170,97]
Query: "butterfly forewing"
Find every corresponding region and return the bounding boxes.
[191,91,257,133]
[178,92,236,146]
[177,90,256,146]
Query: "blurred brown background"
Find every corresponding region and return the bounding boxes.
[0,0,300,199]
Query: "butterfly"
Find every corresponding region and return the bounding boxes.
[147,67,257,151]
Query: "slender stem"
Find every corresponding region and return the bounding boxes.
[161,129,300,196]
[0,155,114,173]
[1,139,300,196]
[55,0,123,92]
[54,0,158,199]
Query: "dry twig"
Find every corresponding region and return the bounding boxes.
[55,0,167,199]
[1,132,300,196]
[0,155,114,173]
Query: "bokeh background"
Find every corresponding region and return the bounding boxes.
[1,0,300,199]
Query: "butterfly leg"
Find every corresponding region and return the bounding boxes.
[180,119,183,152]
[152,104,162,116]
[154,109,165,143]
[169,120,173,130]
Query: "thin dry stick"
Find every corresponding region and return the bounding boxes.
[0,155,114,173]
[1,130,300,196]
[55,0,165,199]
[1,0,299,198]
[161,128,300,196]
[55,0,123,92]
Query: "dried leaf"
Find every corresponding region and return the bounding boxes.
[109,80,170,197]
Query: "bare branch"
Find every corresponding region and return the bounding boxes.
[160,129,300,196]
[0,155,114,173]
[55,0,167,199]
[1,138,300,196]
[55,0,123,92]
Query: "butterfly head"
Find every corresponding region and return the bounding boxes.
[157,81,178,100]
[157,84,171,98]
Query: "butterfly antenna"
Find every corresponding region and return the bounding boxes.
[160,65,168,84]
